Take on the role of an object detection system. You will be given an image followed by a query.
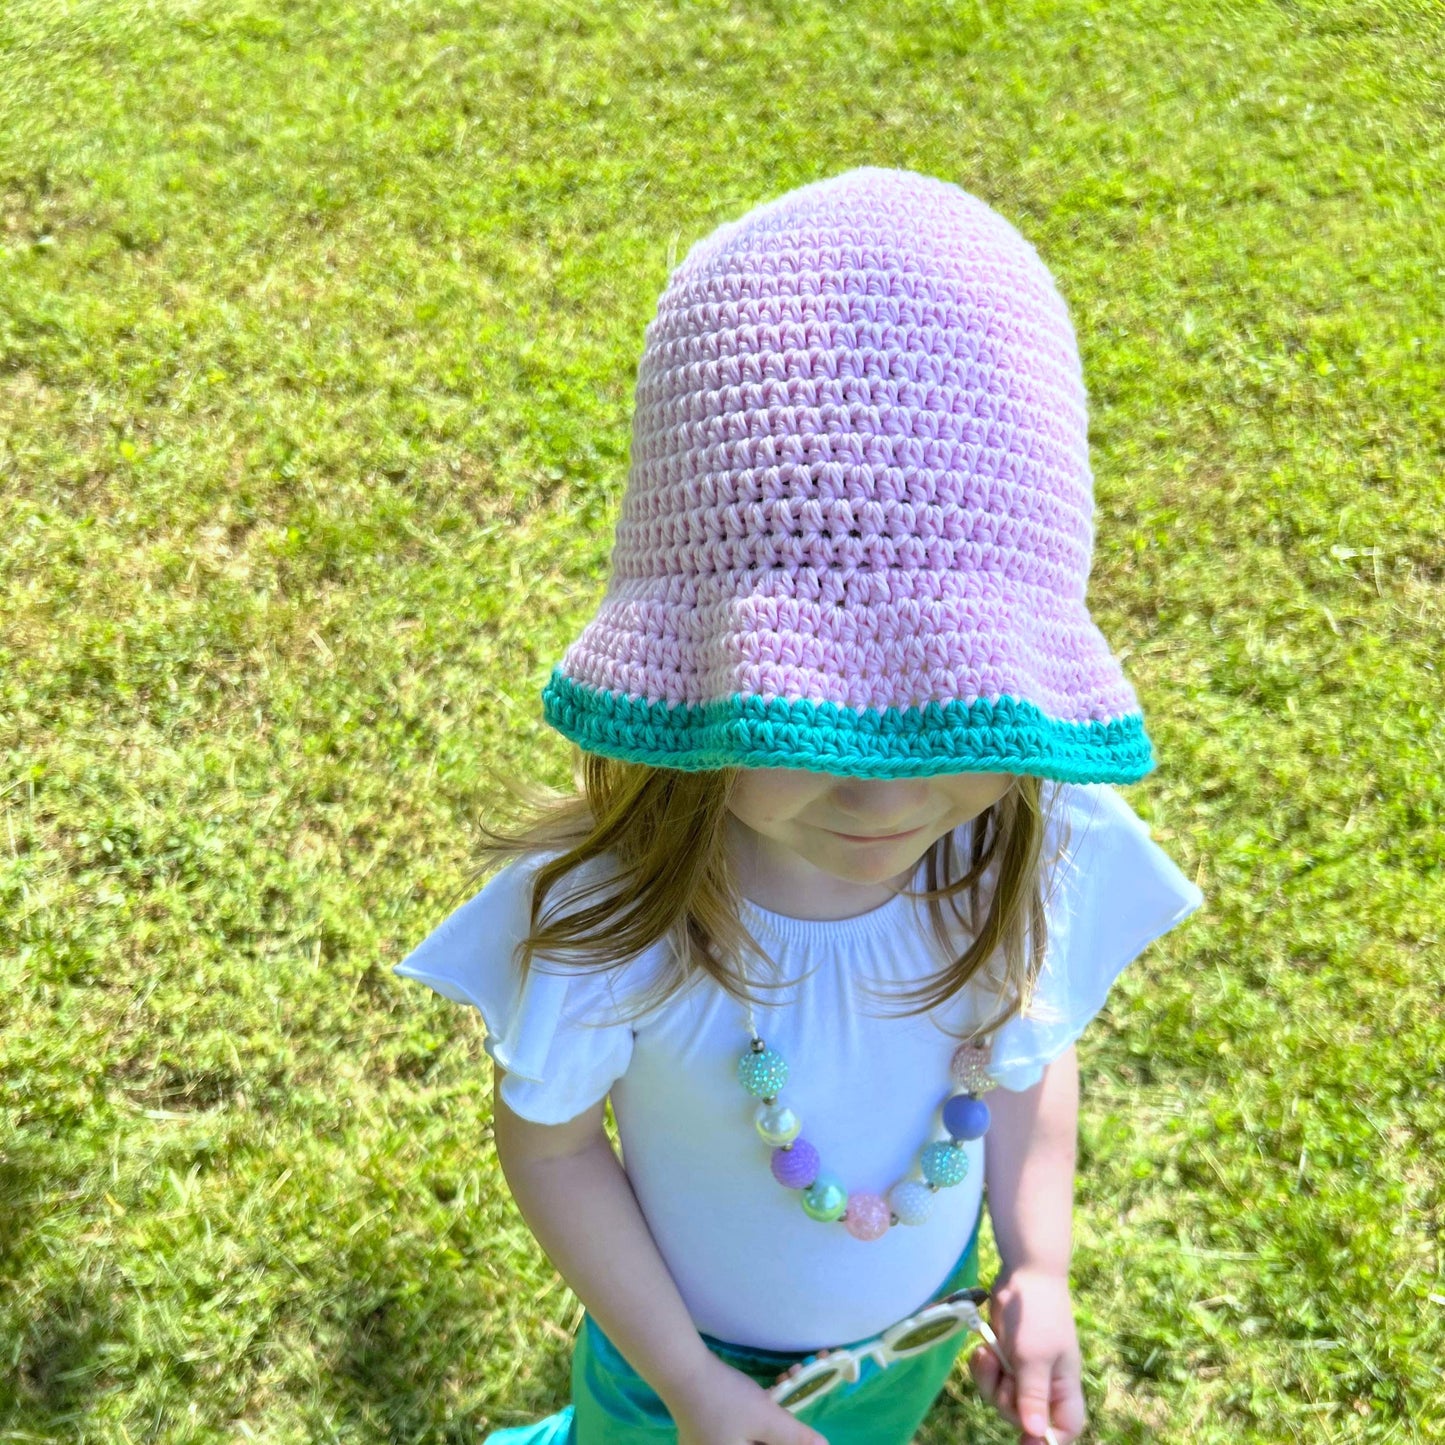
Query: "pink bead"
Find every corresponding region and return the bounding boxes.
[843,1191,891,1241]
[771,1138,820,1189]
[950,1042,993,1093]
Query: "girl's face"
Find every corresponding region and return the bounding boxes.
[724,768,1018,921]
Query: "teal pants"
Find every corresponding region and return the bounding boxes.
[486,1215,982,1445]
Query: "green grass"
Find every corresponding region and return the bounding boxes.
[2,0,1442,1440]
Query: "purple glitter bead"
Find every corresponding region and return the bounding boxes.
[942,1092,991,1141]
[771,1137,820,1189]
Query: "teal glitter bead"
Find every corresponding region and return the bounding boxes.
[921,1140,969,1188]
[800,1171,848,1222]
[737,1045,789,1098]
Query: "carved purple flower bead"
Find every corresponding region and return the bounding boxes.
[771,1137,820,1189]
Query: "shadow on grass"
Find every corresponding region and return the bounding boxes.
[318,1248,577,1442]
[0,1147,125,1437]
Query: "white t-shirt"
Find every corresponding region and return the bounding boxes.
[393,782,1203,1351]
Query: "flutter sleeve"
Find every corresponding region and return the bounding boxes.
[986,783,1205,1093]
[392,852,636,1125]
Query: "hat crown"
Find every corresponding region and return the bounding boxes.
[614,166,1094,604]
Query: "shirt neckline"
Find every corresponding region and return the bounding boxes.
[736,862,926,945]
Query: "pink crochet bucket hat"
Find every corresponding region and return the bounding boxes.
[541,166,1155,783]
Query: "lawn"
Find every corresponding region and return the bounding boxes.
[1,0,1441,1441]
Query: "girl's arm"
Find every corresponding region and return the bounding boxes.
[983,1043,1079,1279]
[973,1045,1085,1442]
[489,1066,723,1404]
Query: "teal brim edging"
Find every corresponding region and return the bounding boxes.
[541,668,1156,784]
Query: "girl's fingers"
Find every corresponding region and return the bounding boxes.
[974,1356,1083,1444]
[776,1347,833,1385]
[1011,1359,1058,1441]
[988,1370,1021,1428]
[971,1338,1083,1443]
[996,1373,1018,1421]
[1049,1370,1089,1439]
[966,1342,1001,1402]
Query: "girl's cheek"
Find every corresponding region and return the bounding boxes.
[735,775,835,829]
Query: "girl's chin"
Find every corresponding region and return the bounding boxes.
[822,845,931,885]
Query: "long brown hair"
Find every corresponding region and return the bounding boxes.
[460,746,1073,1044]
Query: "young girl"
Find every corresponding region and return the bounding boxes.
[394,167,1203,1445]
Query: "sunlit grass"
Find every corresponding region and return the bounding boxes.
[2,0,1441,1441]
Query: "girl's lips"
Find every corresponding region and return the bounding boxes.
[829,825,925,842]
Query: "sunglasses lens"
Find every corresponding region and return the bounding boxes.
[890,1317,963,1354]
[776,1364,846,1409]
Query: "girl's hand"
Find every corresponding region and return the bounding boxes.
[966,1267,1087,1444]
[664,1349,830,1445]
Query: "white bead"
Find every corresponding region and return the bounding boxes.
[754,1100,802,1147]
[887,1178,936,1226]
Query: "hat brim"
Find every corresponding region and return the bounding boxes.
[541,666,1154,783]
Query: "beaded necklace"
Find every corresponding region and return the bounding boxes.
[736,995,998,1240]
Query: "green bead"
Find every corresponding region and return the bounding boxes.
[921,1140,969,1188]
[737,1045,789,1098]
[801,1172,847,1222]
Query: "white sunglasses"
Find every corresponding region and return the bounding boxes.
[766,1285,1062,1445]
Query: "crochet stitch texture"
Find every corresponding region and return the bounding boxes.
[542,166,1156,782]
